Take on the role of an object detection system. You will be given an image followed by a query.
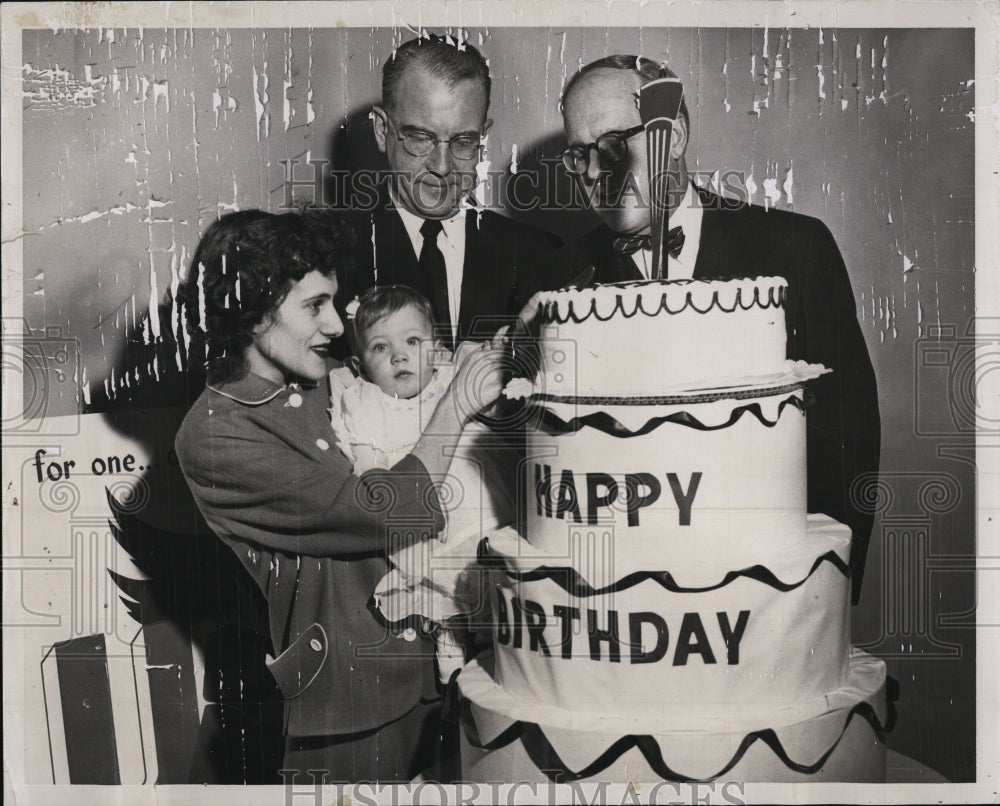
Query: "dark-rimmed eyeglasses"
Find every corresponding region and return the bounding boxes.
[386,116,483,160]
[560,124,645,174]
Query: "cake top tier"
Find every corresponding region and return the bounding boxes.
[525,276,795,398]
[534,276,786,326]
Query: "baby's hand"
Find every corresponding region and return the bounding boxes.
[490,325,512,349]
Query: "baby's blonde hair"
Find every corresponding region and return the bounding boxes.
[349,284,435,354]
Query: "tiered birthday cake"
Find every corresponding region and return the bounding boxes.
[457,277,888,782]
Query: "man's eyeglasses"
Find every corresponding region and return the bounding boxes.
[386,116,483,160]
[560,124,644,174]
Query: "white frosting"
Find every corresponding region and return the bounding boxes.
[532,277,788,397]
[456,277,885,783]
[488,515,851,719]
[523,390,808,583]
[459,651,887,782]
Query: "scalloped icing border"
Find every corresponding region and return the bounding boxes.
[537,276,786,326]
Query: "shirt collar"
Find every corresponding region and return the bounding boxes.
[389,187,466,243]
[629,181,702,280]
[395,202,466,243]
[207,371,315,406]
[614,181,701,244]
[668,180,701,235]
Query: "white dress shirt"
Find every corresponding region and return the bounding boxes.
[394,201,467,344]
[633,181,704,281]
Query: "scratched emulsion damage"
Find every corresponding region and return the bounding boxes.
[21,28,973,412]
[738,23,797,213]
[21,29,230,408]
[22,64,108,110]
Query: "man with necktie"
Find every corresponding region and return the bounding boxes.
[553,55,881,603]
[345,34,561,352]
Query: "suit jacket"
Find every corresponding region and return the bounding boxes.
[343,187,562,349]
[548,186,881,603]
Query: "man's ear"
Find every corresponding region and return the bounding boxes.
[482,117,494,136]
[670,114,689,162]
[372,105,388,154]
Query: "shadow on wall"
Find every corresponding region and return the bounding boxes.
[88,298,284,785]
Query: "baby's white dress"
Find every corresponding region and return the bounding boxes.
[328,364,517,678]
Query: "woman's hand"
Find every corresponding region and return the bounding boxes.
[410,327,509,484]
[447,330,508,424]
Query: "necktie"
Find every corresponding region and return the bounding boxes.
[419,219,451,338]
[612,226,686,259]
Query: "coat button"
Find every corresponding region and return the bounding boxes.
[401,628,417,642]
[288,393,303,408]
[309,638,323,652]
[316,438,330,450]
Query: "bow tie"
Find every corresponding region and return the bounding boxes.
[612,226,685,259]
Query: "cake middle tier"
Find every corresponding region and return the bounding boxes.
[483,514,852,719]
[524,389,811,583]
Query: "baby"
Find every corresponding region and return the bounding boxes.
[329,285,515,677]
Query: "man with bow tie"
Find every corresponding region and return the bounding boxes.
[557,57,703,283]
[553,55,881,604]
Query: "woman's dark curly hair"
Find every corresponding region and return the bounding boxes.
[176,209,355,383]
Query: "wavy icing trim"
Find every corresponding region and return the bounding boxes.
[458,651,892,783]
[461,700,887,783]
[487,515,851,594]
[528,393,805,438]
[480,541,849,596]
[536,277,786,326]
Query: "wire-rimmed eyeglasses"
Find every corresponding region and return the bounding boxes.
[560,124,645,174]
[386,116,484,160]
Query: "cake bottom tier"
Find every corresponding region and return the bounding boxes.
[457,650,887,783]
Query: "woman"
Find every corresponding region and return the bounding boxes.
[174,210,504,780]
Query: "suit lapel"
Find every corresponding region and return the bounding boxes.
[371,200,496,346]
[692,186,721,279]
[459,209,513,342]
[372,185,420,288]
[616,255,645,283]
[458,210,483,336]
[693,187,754,280]
[693,206,723,280]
